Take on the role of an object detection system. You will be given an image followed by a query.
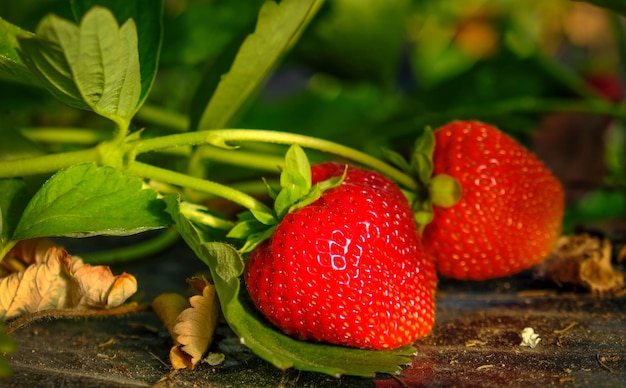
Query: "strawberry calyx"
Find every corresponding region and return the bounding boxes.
[384,127,462,230]
[227,145,345,253]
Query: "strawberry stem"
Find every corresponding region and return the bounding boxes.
[125,161,274,215]
[130,129,419,191]
[0,147,101,178]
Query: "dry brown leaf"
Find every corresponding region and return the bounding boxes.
[0,240,137,321]
[535,234,624,295]
[152,293,189,338]
[153,278,221,370]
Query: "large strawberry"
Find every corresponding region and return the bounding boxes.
[241,154,436,350]
[419,120,564,280]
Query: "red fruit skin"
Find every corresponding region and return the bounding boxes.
[423,121,565,280]
[244,162,436,350]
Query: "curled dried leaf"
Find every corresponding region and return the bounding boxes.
[154,278,221,370]
[152,293,189,337]
[0,240,137,321]
[70,264,137,308]
[0,238,55,276]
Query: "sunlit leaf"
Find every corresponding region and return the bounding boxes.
[71,0,163,110]
[18,6,142,126]
[0,17,39,86]
[13,163,171,240]
[196,0,324,130]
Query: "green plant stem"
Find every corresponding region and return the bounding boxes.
[196,146,284,172]
[125,161,273,214]
[136,103,189,132]
[21,127,111,145]
[81,228,181,265]
[129,129,418,191]
[0,147,100,178]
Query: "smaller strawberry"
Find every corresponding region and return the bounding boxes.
[238,147,436,350]
[414,121,564,280]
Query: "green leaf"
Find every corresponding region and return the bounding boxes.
[164,196,414,377]
[160,0,262,66]
[563,190,626,233]
[71,0,164,110]
[13,163,171,240]
[17,23,90,111]
[0,17,40,86]
[0,179,29,244]
[297,0,411,86]
[18,6,142,126]
[196,0,324,130]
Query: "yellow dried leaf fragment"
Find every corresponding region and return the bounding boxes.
[153,278,221,370]
[0,240,137,321]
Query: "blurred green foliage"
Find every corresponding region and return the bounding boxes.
[1,0,625,229]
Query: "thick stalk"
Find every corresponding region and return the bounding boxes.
[0,147,100,178]
[129,129,418,191]
[21,127,111,145]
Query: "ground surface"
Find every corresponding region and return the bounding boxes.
[3,237,625,387]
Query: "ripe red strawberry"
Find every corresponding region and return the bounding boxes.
[422,121,564,280]
[244,162,436,350]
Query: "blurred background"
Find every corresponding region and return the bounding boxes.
[1,0,625,234]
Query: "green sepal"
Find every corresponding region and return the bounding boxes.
[383,126,463,230]
[381,147,411,173]
[411,127,435,185]
[238,226,276,254]
[261,177,279,200]
[274,145,311,218]
[288,165,346,214]
[429,173,462,208]
[413,200,434,232]
[227,211,270,239]
[228,145,346,254]
[250,208,277,226]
